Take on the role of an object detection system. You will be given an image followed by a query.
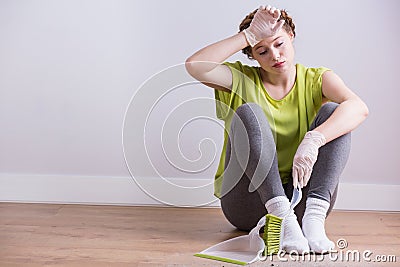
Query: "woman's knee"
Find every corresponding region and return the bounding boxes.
[230,103,275,159]
[320,101,338,119]
[233,103,266,127]
[321,102,339,113]
[235,102,263,116]
[314,102,338,125]
[232,103,271,132]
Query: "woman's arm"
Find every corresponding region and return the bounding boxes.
[314,71,369,143]
[185,32,248,92]
[185,7,283,92]
[292,71,369,188]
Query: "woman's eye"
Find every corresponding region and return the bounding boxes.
[276,42,284,47]
[259,50,267,55]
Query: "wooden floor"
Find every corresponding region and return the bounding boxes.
[0,203,399,267]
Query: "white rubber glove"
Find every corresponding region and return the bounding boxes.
[292,131,326,188]
[242,5,285,47]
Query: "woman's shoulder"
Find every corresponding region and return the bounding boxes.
[296,63,330,73]
[296,63,331,81]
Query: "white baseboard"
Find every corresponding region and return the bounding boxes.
[0,174,399,211]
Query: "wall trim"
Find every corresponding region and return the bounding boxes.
[0,174,399,211]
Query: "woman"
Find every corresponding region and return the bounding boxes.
[185,5,368,254]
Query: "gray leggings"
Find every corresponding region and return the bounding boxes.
[220,102,351,231]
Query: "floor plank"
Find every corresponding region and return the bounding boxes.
[0,202,399,266]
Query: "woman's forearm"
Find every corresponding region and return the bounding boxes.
[185,32,248,76]
[314,98,369,143]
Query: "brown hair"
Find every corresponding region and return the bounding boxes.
[239,9,296,59]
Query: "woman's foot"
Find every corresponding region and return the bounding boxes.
[265,196,309,254]
[302,197,335,253]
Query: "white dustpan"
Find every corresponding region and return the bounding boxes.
[194,215,266,265]
[195,186,302,265]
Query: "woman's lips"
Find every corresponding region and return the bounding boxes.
[273,61,285,68]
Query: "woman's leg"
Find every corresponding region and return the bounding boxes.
[220,103,308,253]
[220,102,285,231]
[301,102,351,252]
[283,182,338,226]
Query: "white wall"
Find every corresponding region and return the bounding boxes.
[0,0,399,210]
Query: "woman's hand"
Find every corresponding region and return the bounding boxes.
[243,5,285,47]
[292,131,326,188]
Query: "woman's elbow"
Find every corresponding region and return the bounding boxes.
[185,57,198,77]
[359,100,369,120]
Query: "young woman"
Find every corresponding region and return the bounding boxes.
[185,5,368,254]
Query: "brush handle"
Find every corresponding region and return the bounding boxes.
[290,186,302,210]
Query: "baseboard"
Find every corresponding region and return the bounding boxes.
[0,174,399,211]
[334,183,400,211]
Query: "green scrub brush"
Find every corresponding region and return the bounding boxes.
[263,186,302,255]
[263,214,283,254]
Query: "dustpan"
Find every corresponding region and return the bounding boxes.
[194,215,266,265]
[195,186,302,265]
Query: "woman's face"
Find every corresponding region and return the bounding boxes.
[251,28,295,74]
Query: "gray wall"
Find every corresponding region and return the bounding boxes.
[1,0,399,205]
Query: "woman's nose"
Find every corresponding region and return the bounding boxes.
[271,49,280,61]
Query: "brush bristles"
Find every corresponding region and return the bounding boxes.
[263,214,283,255]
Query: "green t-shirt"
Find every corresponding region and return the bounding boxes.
[214,61,330,198]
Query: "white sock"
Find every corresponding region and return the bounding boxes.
[302,197,335,253]
[265,196,309,254]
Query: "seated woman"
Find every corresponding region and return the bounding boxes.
[185,5,368,254]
